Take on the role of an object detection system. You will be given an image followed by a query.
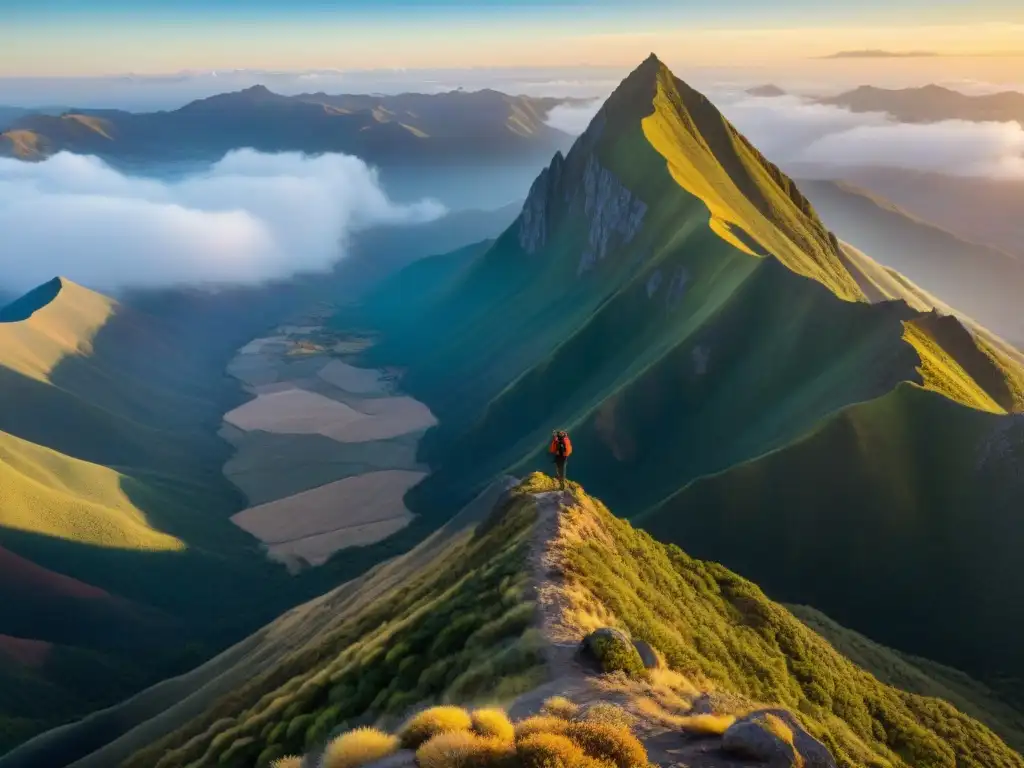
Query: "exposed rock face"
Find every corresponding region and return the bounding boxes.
[518,151,566,254]
[665,266,691,308]
[722,709,837,768]
[577,154,648,275]
[632,639,660,669]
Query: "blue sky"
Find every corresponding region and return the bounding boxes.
[3,0,1023,76]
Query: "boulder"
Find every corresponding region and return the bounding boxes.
[577,627,647,678]
[722,709,836,768]
[631,639,660,670]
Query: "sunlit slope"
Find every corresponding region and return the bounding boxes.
[356,55,1021,521]
[637,383,1024,708]
[0,429,183,551]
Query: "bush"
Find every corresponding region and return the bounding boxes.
[416,730,516,768]
[540,697,580,720]
[582,631,647,680]
[270,757,303,768]
[517,732,593,768]
[578,703,635,730]
[471,708,516,741]
[675,713,736,736]
[565,722,648,768]
[399,706,473,748]
[321,726,400,768]
[515,715,572,741]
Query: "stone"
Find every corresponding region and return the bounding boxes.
[632,639,660,669]
[722,709,837,768]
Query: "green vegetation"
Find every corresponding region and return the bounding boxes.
[558,481,1023,767]
[115,484,541,768]
[582,632,647,680]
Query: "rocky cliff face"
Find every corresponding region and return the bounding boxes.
[577,154,648,275]
[518,151,565,254]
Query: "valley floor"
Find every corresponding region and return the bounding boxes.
[220,307,437,571]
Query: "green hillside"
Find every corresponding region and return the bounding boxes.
[338,54,1024,713]
[801,178,1024,347]
[12,477,1022,767]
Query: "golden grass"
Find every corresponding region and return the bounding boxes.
[270,757,303,768]
[415,730,514,768]
[0,429,184,551]
[902,320,1005,413]
[578,702,635,730]
[399,706,474,749]
[640,64,864,302]
[321,727,400,768]
[540,697,580,720]
[471,708,516,742]
[515,715,573,741]
[675,713,737,736]
[2,129,44,159]
[564,722,648,768]
[517,732,593,768]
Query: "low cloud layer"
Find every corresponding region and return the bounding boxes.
[0,150,444,293]
[546,93,1024,180]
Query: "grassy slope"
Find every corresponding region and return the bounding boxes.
[637,384,1024,705]
[801,178,1024,347]
[341,55,1024,718]
[552,476,1024,767]
[0,278,371,752]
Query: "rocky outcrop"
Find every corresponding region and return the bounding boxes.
[645,269,663,298]
[518,151,566,254]
[577,154,647,275]
[665,266,690,308]
[722,709,837,768]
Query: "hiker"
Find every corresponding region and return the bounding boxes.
[548,430,573,490]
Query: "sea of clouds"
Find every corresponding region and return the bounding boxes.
[544,92,1024,180]
[0,149,445,293]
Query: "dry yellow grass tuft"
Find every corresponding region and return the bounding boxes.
[578,702,636,730]
[517,732,594,768]
[415,730,514,768]
[565,722,648,768]
[399,705,473,749]
[471,708,516,741]
[321,726,400,768]
[675,713,737,736]
[541,696,580,720]
[270,757,303,768]
[514,715,573,741]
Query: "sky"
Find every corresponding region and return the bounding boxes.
[2,1,1023,77]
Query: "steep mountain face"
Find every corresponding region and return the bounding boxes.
[0,88,574,165]
[10,477,1021,768]
[801,178,1024,347]
[344,55,1024,709]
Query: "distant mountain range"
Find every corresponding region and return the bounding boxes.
[746,82,1024,125]
[0,86,579,167]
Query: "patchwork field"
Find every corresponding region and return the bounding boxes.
[221,323,436,570]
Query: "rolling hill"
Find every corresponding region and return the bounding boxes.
[799,178,1024,347]
[0,87,575,167]
[7,477,1021,768]
[330,54,1024,713]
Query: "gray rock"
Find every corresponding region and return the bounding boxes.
[519,152,566,254]
[646,269,663,298]
[578,627,633,671]
[632,639,660,669]
[665,266,691,308]
[363,750,417,768]
[577,155,647,275]
[722,709,837,768]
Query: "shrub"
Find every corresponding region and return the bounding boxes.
[540,697,580,720]
[399,706,473,748]
[517,732,592,768]
[578,703,635,730]
[321,726,400,768]
[514,715,572,741]
[675,713,736,736]
[586,633,647,680]
[471,708,516,741]
[416,730,515,768]
[270,757,303,768]
[565,722,648,768]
